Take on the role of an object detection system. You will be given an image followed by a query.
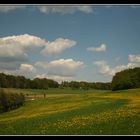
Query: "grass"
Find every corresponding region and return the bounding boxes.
[0,88,140,135]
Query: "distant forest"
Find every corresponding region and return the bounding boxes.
[0,73,111,90]
[0,67,140,91]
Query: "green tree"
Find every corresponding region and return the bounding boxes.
[111,67,140,91]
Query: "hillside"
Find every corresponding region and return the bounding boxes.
[0,88,140,135]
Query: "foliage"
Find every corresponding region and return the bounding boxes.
[0,73,111,90]
[0,89,25,112]
[111,67,140,91]
[60,81,111,90]
[0,73,59,89]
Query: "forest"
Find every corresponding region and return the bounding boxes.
[0,73,111,90]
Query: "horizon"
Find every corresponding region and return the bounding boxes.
[0,5,140,83]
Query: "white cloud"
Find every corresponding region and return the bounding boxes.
[94,60,110,75]
[0,6,25,12]
[128,54,140,63]
[41,38,76,55]
[110,63,139,76]
[36,73,74,83]
[16,64,36,78]
[0,63,36,79]
[0,5,93,14]
[19,64,36,73]
[94,59,139,76]
[0,34,76,59]
[35,59,84,77]
[76,6,93,13]
[37,6,93,14]
[0,34,78,77]
[37,6,75,14]
[35,59,84,83]
[1,34,46,49]
[87,44,107,52]
[0,34,46,60]
[0,34,48,73]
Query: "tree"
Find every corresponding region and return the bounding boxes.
[79,81,90,90]
[69,81,80,89]
[111,67,140,91]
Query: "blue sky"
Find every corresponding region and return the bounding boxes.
[0,5,140,83]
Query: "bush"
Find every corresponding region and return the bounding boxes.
[0,89,25,112]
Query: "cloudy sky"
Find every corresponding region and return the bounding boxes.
[0,5,140,83]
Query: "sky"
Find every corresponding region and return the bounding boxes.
[0,4,140,83]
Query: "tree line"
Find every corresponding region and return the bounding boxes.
[0,73,59,89]
[60,67,140,91]
[60,81,111,90]
[0,67,139,91]
[0,73,111,90]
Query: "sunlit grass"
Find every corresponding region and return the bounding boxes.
[0,88,140,135]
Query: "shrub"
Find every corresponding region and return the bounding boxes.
[0,89,25,112]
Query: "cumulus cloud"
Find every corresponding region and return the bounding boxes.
[36,73,74,83]
[0,63,36,79]
[35,59,84,77]
[41,38,76,56]
[19,64,36,73]
[0,34,46,49]
[0,34,46,60]
[0,34,48,72]
[37,5,93,14]
[87,44,107,52]
[108,63,138,76]
[0,5,25,12]
[128,54,140,63]
[35,59,84,82]
[77,6,93,13]
[94,60,110,75]
[0,34,76,59]
[0,5,93,14]
[94,59,139,76]
[16,64,36,79]
[94,54,140,76]
[0,34,78,77]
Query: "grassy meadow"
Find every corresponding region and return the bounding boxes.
[0,88,140,135]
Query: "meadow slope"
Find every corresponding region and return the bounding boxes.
[0,88,140,135]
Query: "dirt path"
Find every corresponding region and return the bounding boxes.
[48,94,79,97]
[26,94,79,100]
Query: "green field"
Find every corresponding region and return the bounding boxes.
[0,88,140,135]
